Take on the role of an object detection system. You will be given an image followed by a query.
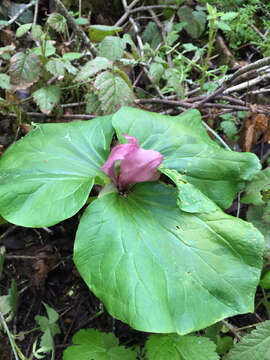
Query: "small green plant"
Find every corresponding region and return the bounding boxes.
[0,106,264,335]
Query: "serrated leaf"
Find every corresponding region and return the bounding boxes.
[112,107,260,209]
[220,12,238,21]
[95,71,134,114]
[63,328,136,360]
[0,116,114,227]
[89,25,122,42]
[228,321,270,360]
[241,167,270,205]
[74,181,263,334]
[16,23,32,38]
[220,121,238,139]
[74,57,112,82]
[146,334,219,360]
[0,73,12,90]
[31,25,43,40]
[99,36,125,61]
[46,58,65,77]
[47,12,67,33]
[33,85,61,114]
[10,3,33,24]
[9,52,41,91]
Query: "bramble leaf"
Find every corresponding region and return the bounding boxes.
[95,71,134,114]
[33,85,61,114]
[9,52,41,90]
[63,329,136,360]
[228,321,270,360]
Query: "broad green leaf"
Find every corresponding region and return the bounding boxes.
[33,85,61,114]
[260,270,270,290]
[63,328,136,360]
[74,57,112,82]
[159,167,218,213]
[146,334,218,360]
[95,71,134,114]
[89,25,122,43]
[46,58,65,77]
[74,182,263,334]
[47,12,67,33]
[0,116,114,227]
[112,107,261,209]
[0,73,12,90]
[241,167,270,206]
[16,23,32,38]
[228,321,270,360]
[9,52,41,91]
[98,36,125,61]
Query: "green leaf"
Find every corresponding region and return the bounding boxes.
[99,36,125,61]
[74,182,263,334]
[0,116,114,227]
[74,57,112,82]
[142,22,162,50]
[32,41,56,57]
[112,107,260,209]
[89,25,122,43]
[33,85,61,114]
[178,6,206,39]
[241,167,270,206]
[31,25,44,40]
[146,334,219,360]
[63,52,83,61]
[247,205,270,254]
[85,93,103,115]
[149,63,165,84]
[63,328,136,360]
[9,52,41,91]
[228,321,270,360]
[16,23,32,38]
[0,280,18,322]
[94,71,134,114]
[220,12,238,21]
[10,3,33,24]
[46,58,65,77]
[260,270,270,290]
[35,303,60,355]
[0,74,12,90]
[47,13,67,33]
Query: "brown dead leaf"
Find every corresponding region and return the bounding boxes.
[239,106,270,151]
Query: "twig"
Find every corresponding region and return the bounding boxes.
[52,0,97,57]
[224,72,270,94]
[194,56,270,107]
[222,319,242,340]
[0,1,35,30]
[114,0,141,27]
[33,0,39,26]
[4,112,95,120]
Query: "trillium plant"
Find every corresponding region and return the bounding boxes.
[0,107,264,334]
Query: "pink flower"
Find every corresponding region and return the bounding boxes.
[101,134,163,190]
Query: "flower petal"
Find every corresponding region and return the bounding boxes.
[119,148,163,189]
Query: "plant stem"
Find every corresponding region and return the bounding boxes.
[200,18,216,93]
